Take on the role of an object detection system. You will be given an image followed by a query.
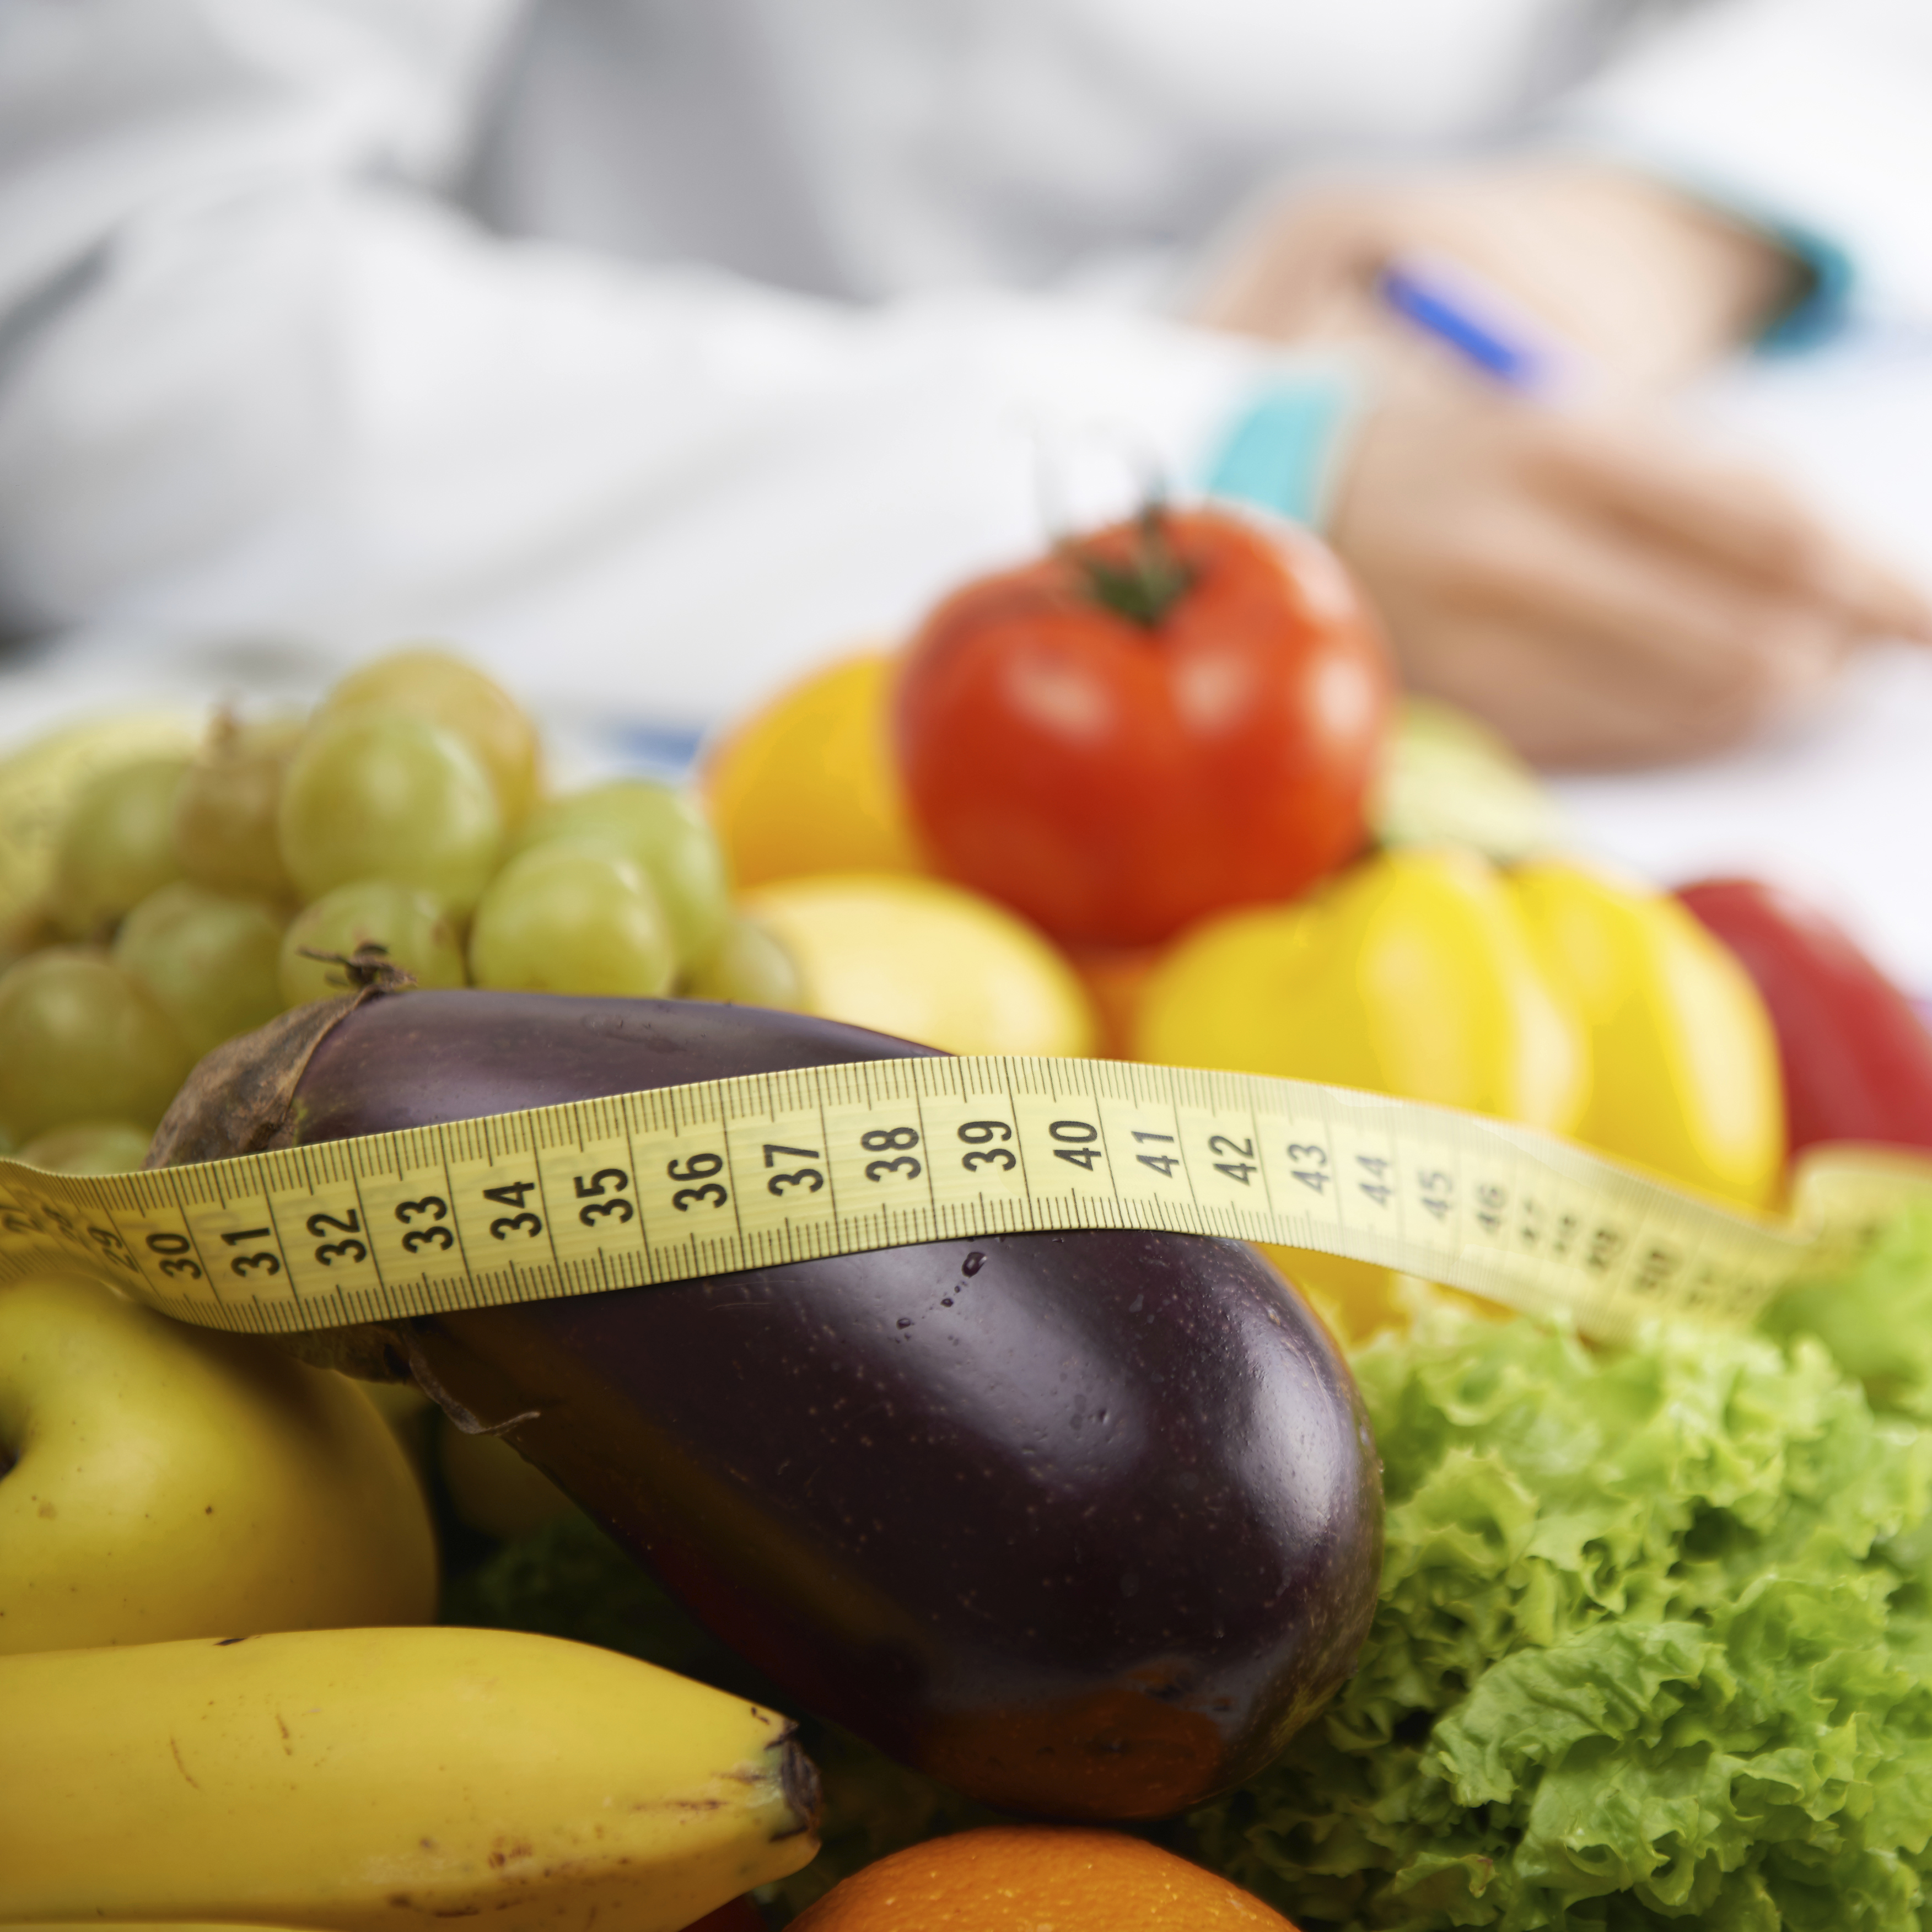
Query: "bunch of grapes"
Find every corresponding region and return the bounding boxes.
[0,648,797,1172]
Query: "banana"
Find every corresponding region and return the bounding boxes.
[0,1626,822,1931]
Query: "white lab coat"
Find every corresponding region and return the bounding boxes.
[1,0,1928,723]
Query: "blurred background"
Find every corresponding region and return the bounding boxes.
[3,0,1931,976]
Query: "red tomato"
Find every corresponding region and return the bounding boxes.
[893,505,1393,946]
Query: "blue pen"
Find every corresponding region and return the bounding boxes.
[1378,253,1578,397]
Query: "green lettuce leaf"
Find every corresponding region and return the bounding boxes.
[1187,1312,1932,1930]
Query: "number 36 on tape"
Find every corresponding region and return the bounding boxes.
[1,1056,1926,1342]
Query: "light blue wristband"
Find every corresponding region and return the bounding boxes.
[1201,367,1363,531]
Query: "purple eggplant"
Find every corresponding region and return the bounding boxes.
[151,988,1381,1819]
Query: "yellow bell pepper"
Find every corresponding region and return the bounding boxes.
[1131,845,1786,1339]
[1509,858,1784,1210]
[1133,845,1592,1345]
[1133,843,1589,1132]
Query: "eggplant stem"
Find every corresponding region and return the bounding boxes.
[295,944,419,993]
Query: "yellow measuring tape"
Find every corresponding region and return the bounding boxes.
[2,1055,1927,1340]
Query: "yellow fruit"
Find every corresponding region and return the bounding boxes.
[436,1411,575,1541]
[1258,1247,1504,1348]
[1134,846,1588,1134]
[1510,857,1785,1209]
[789,1825,1297,1930]
[703,652,925,886]
[0,1626,821,1931]
[739,873,1096,1057]
[0,1271,435,1654]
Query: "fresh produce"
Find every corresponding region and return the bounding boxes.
[0,708,200,959]
[703,649,927,887]
[1759,1197,1932,1419]
[277,708,504,917]
[469,837,677,997]
[1134,846,1588,1133]
[0,1625,821,1930]
[685,909,804,1009]
[436,1410,575,1541]
[111,879,286,1057]
[171,711,305,900]
[737,871,1097,1056]
[322,644,543,825]
[0,946,193,1145]
[1678,875,1932,1155]
[894,504,1393,947]
[149,987,1384,1820]
[15,1119,152,1172]
[789,1825,1298,1929]
[47,754,192,939]
[505,778,731,975]
[1188,1305,1932,1930]
[278,879,468,1004]
[1371,695,1568,862]
[0,1271,434,1653]
[1514,858,1784,1208]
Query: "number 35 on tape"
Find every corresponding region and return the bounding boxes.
[1,1056,1926,1341]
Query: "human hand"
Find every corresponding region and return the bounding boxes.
[1195,161,1808,393]
[1326,383,1932,768]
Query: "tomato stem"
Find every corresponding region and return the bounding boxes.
[1069,504,1194,628]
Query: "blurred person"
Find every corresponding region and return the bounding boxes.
[1,0,1928,765]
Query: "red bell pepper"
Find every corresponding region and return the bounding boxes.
[1676,877,1932,1155]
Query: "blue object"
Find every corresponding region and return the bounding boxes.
[1378,257,1557,392]
[1202,370,1359,529]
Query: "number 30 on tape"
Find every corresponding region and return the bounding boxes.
[1,1056,1926,1341]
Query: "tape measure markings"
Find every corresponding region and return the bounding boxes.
[0,1054,1920,1339]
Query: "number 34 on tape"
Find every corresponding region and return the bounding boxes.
[1,1056,1925,1341]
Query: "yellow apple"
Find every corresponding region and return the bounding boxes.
[0,1271,436,1654]
[436,1410,575,1542]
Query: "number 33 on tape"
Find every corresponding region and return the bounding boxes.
[2,1056,1926,1340]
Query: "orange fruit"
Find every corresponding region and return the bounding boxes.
[788,1825,1298,1930]
[1062,940,1165,1061]
[702,651,926,889]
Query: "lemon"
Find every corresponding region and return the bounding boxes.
[739,873,1096,1058]
[702,652,925,887]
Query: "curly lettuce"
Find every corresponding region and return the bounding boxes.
[1187,1301,1932,1930]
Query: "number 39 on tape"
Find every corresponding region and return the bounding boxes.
[2,1056,1927,1340]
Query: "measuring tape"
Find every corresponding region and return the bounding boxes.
[2,1054,1927,1340]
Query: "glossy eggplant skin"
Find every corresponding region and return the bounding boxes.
[261,993,1382,1818]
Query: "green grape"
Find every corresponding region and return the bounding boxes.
[324,646,542,826]
[277,711,504,916]
[0,947,193,1144]
[507,781,728,973]
[17,1119,153,1173]
[48,756,192,939]
[683,912,803,1010]
[111,880,287,1058]
[467,839,675,998]
[279,880,467,1007]
[172,710,305,899]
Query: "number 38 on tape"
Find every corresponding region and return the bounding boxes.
[1,1056,1925,1341]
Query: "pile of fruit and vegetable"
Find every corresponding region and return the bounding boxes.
[7,503,1932,1930]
